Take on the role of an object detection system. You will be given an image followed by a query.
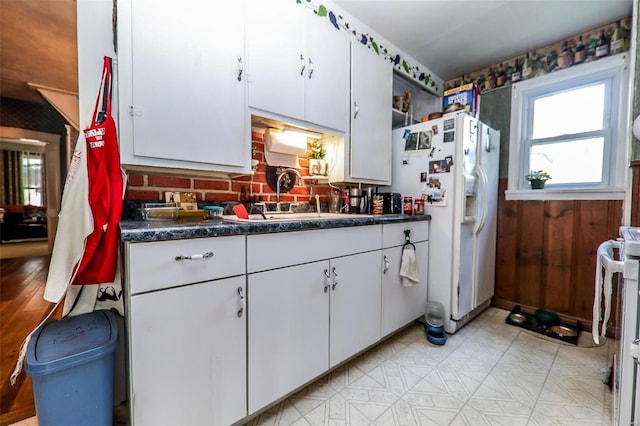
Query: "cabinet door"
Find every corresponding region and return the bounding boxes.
[246,0,305,121]
[129,276,246,426]
[248,262,329,414]
[329,251,382,367]
[382,241,429,337]
[305,16,350,132]
[350,41,393,183]
[120,0,247,171]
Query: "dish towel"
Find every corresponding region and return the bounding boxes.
[399,246,420,287]
[592,240,623,344]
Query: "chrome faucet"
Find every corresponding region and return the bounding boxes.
[276,168,303,212]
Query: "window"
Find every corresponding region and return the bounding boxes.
[507,54,629,200]
[21,152,44,206]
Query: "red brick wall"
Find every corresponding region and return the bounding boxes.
[124,131,336,205]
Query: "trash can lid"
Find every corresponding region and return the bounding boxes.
[26,310,118,376]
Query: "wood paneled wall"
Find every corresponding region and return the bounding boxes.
[494,178,623,333]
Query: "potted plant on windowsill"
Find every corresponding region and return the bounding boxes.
[308,140,327,176]
[525,170,551,189]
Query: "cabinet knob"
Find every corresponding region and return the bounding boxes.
[308,58,314,79]
[331,267,338,290]
[324,268,330,293]
[383,255,389,274]
[353,101,359,119]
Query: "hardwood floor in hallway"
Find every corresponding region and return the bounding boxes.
[0,255,60,425]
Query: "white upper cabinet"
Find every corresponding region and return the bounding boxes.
[350,41,393,183]
[328,41,392,184]
[117,0,249,173]
[246,0,350,133]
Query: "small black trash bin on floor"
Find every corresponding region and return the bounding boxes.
[26,310,118,426]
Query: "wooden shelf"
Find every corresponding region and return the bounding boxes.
[392,107,418,128]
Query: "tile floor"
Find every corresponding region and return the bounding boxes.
[12,308,612,426]
[242,308,612,426]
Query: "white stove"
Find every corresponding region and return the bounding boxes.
[621,226,640,257]
[613,227,640,425]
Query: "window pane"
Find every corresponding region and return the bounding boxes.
[532,83,605,139]
[529,137,604,184]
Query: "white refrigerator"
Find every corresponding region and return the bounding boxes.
[386,111,500,333]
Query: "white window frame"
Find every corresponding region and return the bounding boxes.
[506,54,630,201]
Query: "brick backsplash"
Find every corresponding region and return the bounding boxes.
[124,130,335,205]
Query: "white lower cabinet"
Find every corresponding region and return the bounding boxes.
[382,241,429,336]
[329,251,381,367]
[125,222,429,424]
[128,276,247,426]
[247,226,382,414]
[248,251,382,414]
[247,261,329,414]
[381,222,429,337]
[125,236,247,426]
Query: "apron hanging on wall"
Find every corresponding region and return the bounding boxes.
[12,56,126,385]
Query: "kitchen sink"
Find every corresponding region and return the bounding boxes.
[223,212,369,223]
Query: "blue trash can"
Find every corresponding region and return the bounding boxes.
[26,310,118,426]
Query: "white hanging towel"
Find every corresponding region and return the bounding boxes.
[592,240,623,344]
[399,246,420,287]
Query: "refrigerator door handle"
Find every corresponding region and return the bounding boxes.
[474,165,489,235]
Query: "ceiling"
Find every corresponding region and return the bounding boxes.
[0,0,633,104]
[333,0,634,81]
[0,0,78,103]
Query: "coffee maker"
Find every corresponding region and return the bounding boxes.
[348,188,366,214]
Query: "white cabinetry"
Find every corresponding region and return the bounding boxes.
[125,236,247,426]
[329,251,381,367]
[247,226,381,413]
[329,41,393,184]
[381,222,429,337]
[246,0,350,132]
[247,261,328,414]
[117,0,249,173]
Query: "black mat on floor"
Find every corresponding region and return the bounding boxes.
[505,305,581,345]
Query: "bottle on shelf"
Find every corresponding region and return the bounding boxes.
[484,67,495,91]
[595,29,609,59]
[610,21,624,54]
[511,58,522,83]
[522,53,532,80]
[573,35,586,64]
[558,40,572,69]
[505,62,514,84]
[495,63,506,87]
[586,34,597,61]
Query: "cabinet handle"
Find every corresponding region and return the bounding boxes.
[237,56,243,82]
[383,255,389,274]
[353,101,359,119]
[174,252,214,261]
[237,287,245,318]
[308,58,314,79]
[324,268,330,293]
[300,54,306,76]
[331,267,338,290]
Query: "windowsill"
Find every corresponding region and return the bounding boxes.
[505,187,626,201]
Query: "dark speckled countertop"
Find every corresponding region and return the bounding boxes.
[120,214,431,243]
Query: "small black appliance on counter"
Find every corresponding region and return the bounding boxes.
[378,192,402,214]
